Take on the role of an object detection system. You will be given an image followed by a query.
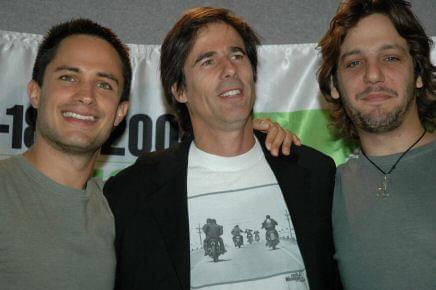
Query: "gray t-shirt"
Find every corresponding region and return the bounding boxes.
[333,140,436,290]
[0,155,116,290]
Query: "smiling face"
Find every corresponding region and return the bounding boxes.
[28,34,128,155]
[174,22,256,135]
[333,13,422,134]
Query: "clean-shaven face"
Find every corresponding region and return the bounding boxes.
[175,22,256,133]
[29,34,128,154]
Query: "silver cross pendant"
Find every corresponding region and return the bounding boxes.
[377,175,390,199]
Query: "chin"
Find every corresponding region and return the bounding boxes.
[54,137,102,155]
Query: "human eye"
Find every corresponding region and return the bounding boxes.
[200,58,214,67]
[344,60,361,69]
[232,51,245,60]
[59,75,76,82]
[97,81,113,90]
[384,55,401,62]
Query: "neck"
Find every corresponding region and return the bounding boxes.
[192,120,255,156]
[358,112,435,156]
[23,137,98,190]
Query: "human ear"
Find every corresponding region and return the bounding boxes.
[416,76,423,89]
[28,80,41,108]
[114,101,129,126]
[171,83,187,103]
[330,83,340,99]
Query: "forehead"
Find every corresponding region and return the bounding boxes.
[340,13,409,55]
[50,34,123,71]
[188,22,245,56]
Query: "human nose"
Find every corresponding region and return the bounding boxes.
[75,82,96,105]
[220,58,237,79]
[364,59,385,84]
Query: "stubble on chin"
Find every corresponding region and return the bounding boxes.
[341,84,416,134]
[36,119,104,156]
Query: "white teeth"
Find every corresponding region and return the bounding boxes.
[63,112,95,121]
[221,89,241,97]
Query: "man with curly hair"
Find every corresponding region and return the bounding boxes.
[318,0,435,289]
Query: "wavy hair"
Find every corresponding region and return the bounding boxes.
[318,0,435,140]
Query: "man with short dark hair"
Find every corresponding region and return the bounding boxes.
[105,7,340,290]
[0,19,131,289]
[318,0,436,289]
[0,16,294,290]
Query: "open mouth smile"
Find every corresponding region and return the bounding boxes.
[62,111,96,122]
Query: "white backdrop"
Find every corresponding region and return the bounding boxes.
[1,30,435,179]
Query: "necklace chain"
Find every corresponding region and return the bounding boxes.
[360,129,427,198]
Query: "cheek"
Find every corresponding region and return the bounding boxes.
[338,72,363,95]
[240,66,254,83]
[38,93,57,115]
[43,87,72,109]
[100,100,119,118]
[187,75,214,99]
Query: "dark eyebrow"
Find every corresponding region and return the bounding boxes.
[340,49,362,62]
[340,44,408,62]
[54,65,80,73]
[231,46,246,54]
[193,46,247,66]
[378,44,408,54]
[97,72,119,85]
[193,51,216,66]
[54,65,119,85]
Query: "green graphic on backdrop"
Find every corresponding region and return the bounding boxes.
[255,109,355,166]
[93,109,355,180]
[93,168,122,179]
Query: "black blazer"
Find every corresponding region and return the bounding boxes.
[104,132,342,290]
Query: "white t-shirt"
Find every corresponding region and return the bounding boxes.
[187,138,309,290]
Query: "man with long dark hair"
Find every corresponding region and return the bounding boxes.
[318,1,435,289]
[105,6,340,290]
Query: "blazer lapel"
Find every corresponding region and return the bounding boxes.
[263,148,313,230]
[256,132,315,253]
[147,141,191,290]
[256,131,312,224]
